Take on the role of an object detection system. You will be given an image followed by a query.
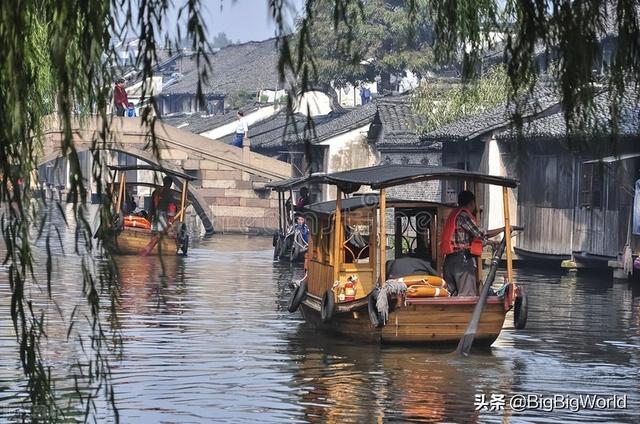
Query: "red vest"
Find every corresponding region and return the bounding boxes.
[441,208,483,256]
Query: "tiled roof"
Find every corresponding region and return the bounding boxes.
[309,102,378,143]
[423,83,560,142]
[215,104,376,151]
[159,104,262,134]
[161,39,281,97]
[496,89,640,140]
[224,111,343,152]
[374,95,429,147]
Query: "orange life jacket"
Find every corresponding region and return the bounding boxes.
[440,208,483,257]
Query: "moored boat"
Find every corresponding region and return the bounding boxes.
[285,164,528,346]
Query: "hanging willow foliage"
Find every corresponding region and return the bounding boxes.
[1,0,638,421]
[0,0,210,421]
[272,0,640,136]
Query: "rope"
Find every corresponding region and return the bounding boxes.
[376,279,408,325]
[291,271,307,289]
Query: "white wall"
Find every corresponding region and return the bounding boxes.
[319,124,377,201]
[258,89,287,103]
[479,138,518,233]
[334,81,378,108]
[294,91,334,116]
[126,76,163,103]
[200,105,282,140]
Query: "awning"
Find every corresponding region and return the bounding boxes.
[265,176,310,192]
[302,194,449,216]
[314,164,518,191]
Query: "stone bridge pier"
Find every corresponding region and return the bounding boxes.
[41,116,292,235]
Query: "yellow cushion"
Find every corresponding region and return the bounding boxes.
[406,284,450,298]
[398,274,447,288]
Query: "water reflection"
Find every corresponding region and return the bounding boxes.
[0,235,638,423]
[115,255,188,319]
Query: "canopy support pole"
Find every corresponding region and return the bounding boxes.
[115,172,125,213]
[333,188,342,283]
[180,180,188,223]
[379,188,386,285]
[502,186,513,285]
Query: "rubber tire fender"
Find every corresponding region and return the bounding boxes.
[368,287,384,328]
[290,241,302,262]
[514,288,528,330]
[180,234,189,255]
[287,280,307,313]
[321,288,336,323]
[273,236,282,260]
[113,211,124,234]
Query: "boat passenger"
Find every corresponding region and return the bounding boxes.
[293,215,309,244]
[441,191,502,296]
[150,176,176,233]
[121,189,136,215]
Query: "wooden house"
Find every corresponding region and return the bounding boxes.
[422,87,640,269]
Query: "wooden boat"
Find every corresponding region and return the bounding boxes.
[108,164,194,256]
[285,164,528,346]
[266,176,310,262]
[513,246,570,266]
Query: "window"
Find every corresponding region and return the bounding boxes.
[580,163,603,209]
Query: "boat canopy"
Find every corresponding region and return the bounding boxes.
[302,194,450,216]
[314,164,518,192]
[265,176,309,192]
[108,164,197,181]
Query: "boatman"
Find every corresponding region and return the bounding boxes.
[150,176,176,233]
[295,187,310,210]
[441,191,503,296]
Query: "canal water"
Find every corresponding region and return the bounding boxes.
[0,234,639,423]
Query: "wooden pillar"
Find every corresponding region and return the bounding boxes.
[379,189,386,285]
[277,192,283,232]
[502,186,513,284]
[180,180,188,223]
[333,188,342,283]
[282,188,296,225]
[115,172,125,212]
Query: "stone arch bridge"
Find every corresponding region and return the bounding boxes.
[40,116,292,235]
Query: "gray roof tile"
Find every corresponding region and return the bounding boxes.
[161,39,281,97]
[159,104,262,133]
[423,84,559,142]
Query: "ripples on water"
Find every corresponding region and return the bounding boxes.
[1,233,639,423]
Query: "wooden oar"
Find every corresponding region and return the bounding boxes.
[140,233,162,257]
[454,237,507,356]
[139,209,184,256]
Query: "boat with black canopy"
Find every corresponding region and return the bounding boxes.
[286,164,528,346]
[107,164,194,256]
[266,176,311,262]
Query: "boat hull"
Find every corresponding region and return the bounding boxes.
[513,247,570,266]
[300,296,507,345]
[112,227,179,256]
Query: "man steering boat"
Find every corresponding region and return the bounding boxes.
[441,191,504,296]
